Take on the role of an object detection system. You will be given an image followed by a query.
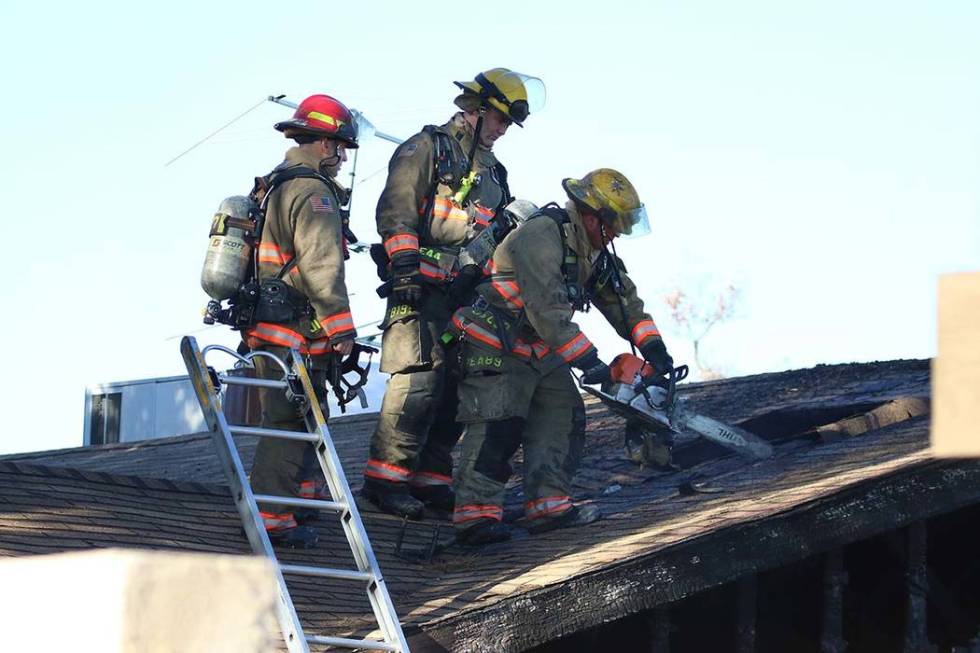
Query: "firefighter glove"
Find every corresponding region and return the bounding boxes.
[640,337,673,375]
[576,351,611,386]
[390,251,422,305]
[369,243,390,281]
[448,264,481,306]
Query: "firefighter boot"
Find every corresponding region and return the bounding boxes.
[294,480,330,525]
[268,525,320,549]
[361,480,425,520]
[456,519,511,546]
[526,504,602,535]
[411,485,455,515]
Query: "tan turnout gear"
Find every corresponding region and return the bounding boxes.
[450,196,665,535]
[452,202,661,366]
[377,114,505,262]
[365,111,512,513]
[244,146,356,353]
[247,143,355,537]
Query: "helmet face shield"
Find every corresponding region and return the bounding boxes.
[621,205,651,238]
[515,74,546,115]
[351,109,375,144]
[492,72,545,123]
[461,69,546,125]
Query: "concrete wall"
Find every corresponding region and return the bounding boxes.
[932,272,980,456]
[0,549,280,652]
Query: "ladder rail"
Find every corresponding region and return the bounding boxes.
[181,336,310,653]
[287,349,409,650]
[307,634,401,651]
[181,336,410,653]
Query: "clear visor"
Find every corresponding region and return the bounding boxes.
[508,72,547,114]
[621,205,651,239]
[350,109,376,142]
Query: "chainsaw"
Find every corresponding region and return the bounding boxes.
[580,353,773,468]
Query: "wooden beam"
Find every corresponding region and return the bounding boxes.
[419,460,980,653]
[736,575,757,653]
[817,397,929,443]
[646,608,670,653]
[820,548,846,653]
[951,629,980,653]
[903,521,929,653]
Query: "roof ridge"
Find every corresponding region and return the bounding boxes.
[0,431,215,462]
[688,357,930,388]
[0,459,230,497]
[0,410,381,461]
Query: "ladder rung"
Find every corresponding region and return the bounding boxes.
[182,336,409,653]
[305,635,400,651]
[253,494,346,513]
[218,374,288,390]
[280,564,375,583]
[228,425,319,442]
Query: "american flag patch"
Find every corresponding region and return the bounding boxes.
[310,195,334,213]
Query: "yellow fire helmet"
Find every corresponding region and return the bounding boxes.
[562,168,651,237]
[453,68,546,126]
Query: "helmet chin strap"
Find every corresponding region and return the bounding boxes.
[467,106,486,165]
[318,138,342,172]
[601,223,638,356]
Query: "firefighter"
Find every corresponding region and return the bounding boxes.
[245,94,359,548]
[448,169,673,545]
[363,69,546,519]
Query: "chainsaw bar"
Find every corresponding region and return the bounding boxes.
[672,401,773,459]
[582,368,773,460]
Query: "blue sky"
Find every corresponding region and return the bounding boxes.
[1,1,977,454]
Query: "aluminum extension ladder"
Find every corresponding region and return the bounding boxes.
[180,336,409,653]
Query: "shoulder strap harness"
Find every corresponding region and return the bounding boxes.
[418,125,512,240]
[532,203,589,311]
[249,165,331,280]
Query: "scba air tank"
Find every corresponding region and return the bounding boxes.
[200,196,258,301]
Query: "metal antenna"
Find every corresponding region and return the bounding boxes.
[164,96,273,167]
[164,94,404,168]
[347,147,360,215]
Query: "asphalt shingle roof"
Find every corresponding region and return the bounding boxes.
[2,358,957,652]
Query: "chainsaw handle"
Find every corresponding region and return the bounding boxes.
[664,364,689,408]
[637,363,688,414]
[640,363,688,389]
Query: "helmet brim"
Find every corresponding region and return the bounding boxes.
[562,177,589,206]
[274,119,359,148]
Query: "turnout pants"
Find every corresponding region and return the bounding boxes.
[365,291,462,492]
[249,344,332,531]
[452,340,586,531]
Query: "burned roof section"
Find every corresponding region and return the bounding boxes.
[2,358,965,653]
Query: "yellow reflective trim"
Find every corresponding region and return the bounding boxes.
[307,111,344,127]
